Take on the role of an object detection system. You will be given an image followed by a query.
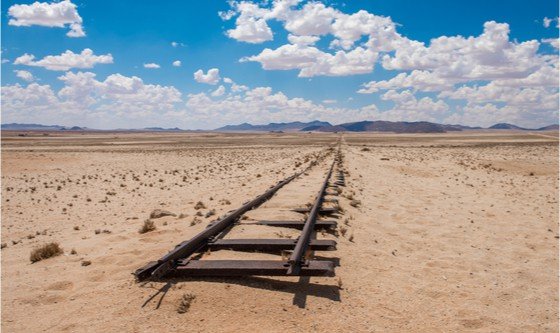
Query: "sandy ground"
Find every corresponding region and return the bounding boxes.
[1,131,558,332]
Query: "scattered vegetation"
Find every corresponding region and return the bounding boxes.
[190,217,202,226]
[205,209,216,218]
[139,219,156,234]
[177,293,196,314]
[194,201,206,210]
[150,209,176,219]
[337,277,344,290]
[30,242,63,263]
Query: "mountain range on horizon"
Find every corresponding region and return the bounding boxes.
[214,120,559,133]
[2,121,558,133]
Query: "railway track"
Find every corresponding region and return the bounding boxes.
[134,148,345,281]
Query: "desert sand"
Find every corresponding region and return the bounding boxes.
[1,130,558,332]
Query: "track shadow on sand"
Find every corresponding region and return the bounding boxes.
[141,275,341,309]
[140,281,176,309]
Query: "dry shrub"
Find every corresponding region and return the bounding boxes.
[205,209,216,218]
[139,219,156,234]
[177,293,196,314]
[194,201,206,210]
[190,217,202,226]
[30,242,63,263]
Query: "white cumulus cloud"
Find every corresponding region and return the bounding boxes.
[210,85,226,97]
[14,70,35,82]
[194,68,221,85]
[8,0,85,37]
[143,63,160,69]
[172,60,181,67]
[14,48,113,71]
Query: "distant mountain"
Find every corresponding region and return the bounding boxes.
[1,123,89,131]
[143,127,183,131]
[3,121,557,133]
[1,123,66,130]
[309,121,449,133]
[303,121,557,133]
[488,123,529,130]
[300,125,327,131]
[442,124,483,131]
[537,124,559,131]
[61,126,85,131]
[215,121,332,132]
[216,123,255,131]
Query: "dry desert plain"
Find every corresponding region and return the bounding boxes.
[1,130,558,332]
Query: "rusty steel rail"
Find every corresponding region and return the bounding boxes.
[134,148,343,281]
[287,160,335,275]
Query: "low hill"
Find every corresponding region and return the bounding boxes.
[215,121,332,132]
[488,123,528,130]
[537,124,559,131]
[1,123,67,130]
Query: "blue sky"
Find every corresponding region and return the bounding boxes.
[1,0,558,129]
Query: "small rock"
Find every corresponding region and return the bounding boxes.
[81,260,91,266]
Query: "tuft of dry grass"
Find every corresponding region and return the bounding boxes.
[139,219,156,234]
[30,242,63,263]
[177,293,196,314]
[194,201,206,210]
[190,217,202,226]
[150,209,176,219]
